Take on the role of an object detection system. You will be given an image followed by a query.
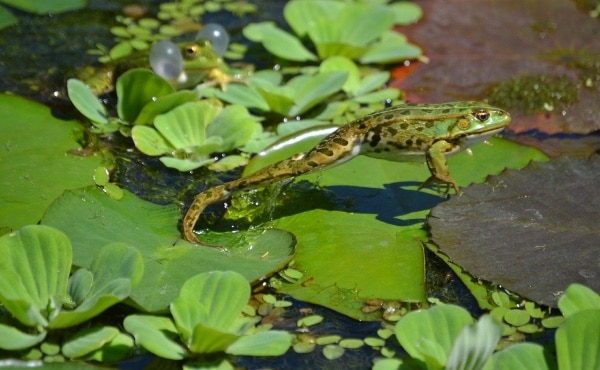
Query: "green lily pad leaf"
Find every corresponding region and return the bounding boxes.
[256,87,296,116]
[429,156,599,308]
[41,186,295,312]
[68,269,93,305]
[67,79,108,126]
[446,315,502,370]
[61,326,119,359]
[226,330,291,356]
[395,305,474,366]
[361,31,422,64]
[1,0,86,14]
[0,5,17,30]
[85,331,134,363]
[123,315,188,360]
[116,68,174,123]
[189,322,239,354]
[335,3,395,46]
[556,309,600,370]
[0,94,103,230]
[558,283,600,318]
[482,342,552,370]
[0,323,46,350]
[354,71,391,97]
[134,90,199,125]
[0,225,71,327]
[159,156,216,172]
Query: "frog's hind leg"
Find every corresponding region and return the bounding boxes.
[183,184,231,244]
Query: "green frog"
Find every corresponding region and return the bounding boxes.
[78,40,228,95]
[183,101,511,244]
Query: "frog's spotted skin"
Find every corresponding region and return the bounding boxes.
[183,101,511,244]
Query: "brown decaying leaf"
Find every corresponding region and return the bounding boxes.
[395,0,600,135]
[427,155,600,307]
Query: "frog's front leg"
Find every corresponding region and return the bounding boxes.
[418,140,460,195]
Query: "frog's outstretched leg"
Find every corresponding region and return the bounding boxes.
[183,124,364,244]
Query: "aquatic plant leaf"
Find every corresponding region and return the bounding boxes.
[558,284,600,318]
[320,56,361,94]
[287,71,348,116]
[67,79,109,126]
[482,342,553,370]
[0,5,17,30]
[0,94,102,231]
[446,315,502,370]
[123,315,188,360]
[134,90,199,125]
[243,22,317,62]
[206,105,259,153]
[389,2,422,25]
[283,0,344,37]
[361,31,422,64]
[429,156,600,307]
[1,0,86,14]
[131,125,173,156]
[116,68,174,123]
[395,305,473,367]
[0,225,71,327]
[153,102,208,149]
[61,326,119,359]
[335,3,395,46]
[171,271,250,334]
[41,186,295,312]
[50,243,143,329]
[189,323,239,353]
[556,309,600,370]
[225,330,291,356]
[0,323,46,350]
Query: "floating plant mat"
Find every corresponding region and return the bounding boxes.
[428,156,600,307]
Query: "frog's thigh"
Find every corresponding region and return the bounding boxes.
[425,140,454,179]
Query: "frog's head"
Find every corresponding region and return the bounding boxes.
[448,102,511,148]
[180,40,224,71]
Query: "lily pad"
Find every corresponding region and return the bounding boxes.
[41,186,295,312]
[266,138,544,319]
[0,93,103,232]
[428,156,600,307]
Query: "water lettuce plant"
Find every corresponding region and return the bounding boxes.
[374,283,600,370]
[243,0,422,63]
[68,69,261,171]
[0,225,143,361]
[124,271,291,367]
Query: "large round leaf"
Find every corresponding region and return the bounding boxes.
[0,94,103,231]
[41,186,295,312]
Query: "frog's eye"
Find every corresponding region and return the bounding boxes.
[183,45,199,59]
[474,109,491,122]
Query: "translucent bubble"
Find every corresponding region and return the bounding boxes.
[149,40,183,80]
[196,23,230,56]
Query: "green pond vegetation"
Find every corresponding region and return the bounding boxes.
[0,0,598,368]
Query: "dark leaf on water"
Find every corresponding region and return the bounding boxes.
[428,156,600,307]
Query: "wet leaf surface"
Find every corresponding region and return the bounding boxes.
[42,186,295,312]
[428,156,600,307]
[398,0,600,135]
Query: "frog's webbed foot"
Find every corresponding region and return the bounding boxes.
[418,175,460,197]
[197,68,247,91]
